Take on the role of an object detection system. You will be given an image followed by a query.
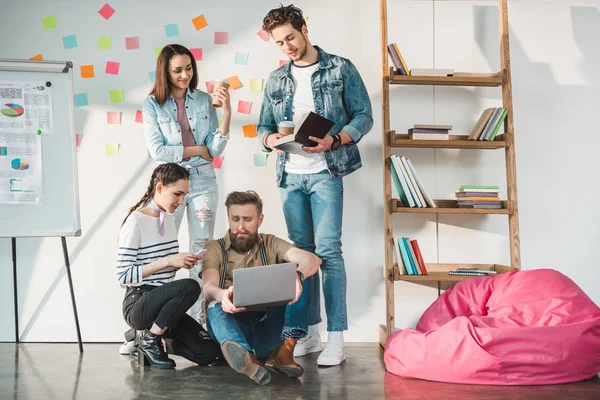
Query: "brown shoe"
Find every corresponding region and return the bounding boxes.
[220,340,271,385]
[265,338,304,378]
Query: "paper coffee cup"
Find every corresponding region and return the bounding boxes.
[278,121,295,136]
[212,79,230,108]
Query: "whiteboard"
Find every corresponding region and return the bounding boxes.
[0,59,81,237]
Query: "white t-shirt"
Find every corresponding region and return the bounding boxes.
[285,62,328,174]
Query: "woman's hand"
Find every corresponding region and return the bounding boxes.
[213,86,231,114]
[166,253,199,269]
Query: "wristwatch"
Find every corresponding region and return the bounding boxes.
[296,270,305,284]
[331,134,341,150]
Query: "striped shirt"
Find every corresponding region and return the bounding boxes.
[117,211,179,287]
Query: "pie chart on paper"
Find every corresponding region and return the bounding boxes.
[1,103,24,117]
[11,158,30,170]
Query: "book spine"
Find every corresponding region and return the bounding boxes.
[448,271,487,276]
[410,240,428,275]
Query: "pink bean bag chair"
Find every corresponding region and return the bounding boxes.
[384,269,600,385]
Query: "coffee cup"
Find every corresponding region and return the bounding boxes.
[278,121,295,136]
[212,79,230,108]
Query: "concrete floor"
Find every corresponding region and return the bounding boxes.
[0,343,599,400]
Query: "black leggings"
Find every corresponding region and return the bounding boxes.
[122,279,219,365]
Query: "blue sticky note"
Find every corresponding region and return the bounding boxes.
[235,52,249,66]
[149,71,156,82]
[62,35,78,49]
[74,93,88,107]
[253,153,268,167]
[165,23,179,37]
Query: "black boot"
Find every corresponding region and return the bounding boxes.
[139,330,176,369]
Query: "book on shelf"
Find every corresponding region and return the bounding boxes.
[460,185,499,191]
[410,240,428,275]
[458,204,502,209]
[468,108,494,140]
[468,108,508,141]
[408,125,451,141]
[389,155,436,208]
[400,156,426,208]
[456,192,499,198]
[388,43,410,76]
[272,112,334,155]
[390,155,416,207]
[408,128,450,134]
[410,68,454,77]
[414,124,452,130]
[448,271,488,276]
[457,268,496,275]
[396,237,416,275]
[392,236,404,275]
[392,237,428,276]
[409,133,449,140]
[404,157,436,208]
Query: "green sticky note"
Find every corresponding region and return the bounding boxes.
[155,47,163,59]
[249,78,263,92]
[105,143,120,156]
[110,89,124,103]
[42,15,57,30]
[253,153,268,167]
[98,36,112,50]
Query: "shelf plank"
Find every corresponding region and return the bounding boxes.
[394,263,516,282]
[392,199,512,214]
[390,71,503,87]
[389,131,507,149]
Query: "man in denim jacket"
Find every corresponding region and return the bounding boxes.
[258,4,373,366]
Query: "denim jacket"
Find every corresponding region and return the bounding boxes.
[258,46,373,186]
[142,89,229,168]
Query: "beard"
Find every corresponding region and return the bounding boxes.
[291,36,308,61]
[229,230,259,253]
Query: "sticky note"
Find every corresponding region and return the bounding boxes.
[205,81,214,94]
[155,47,163,59]
[237,100,252,114]
[98,3,115,20]
[98,36,112,50]
[80,65,95,79]
[214,32,228,45]
[165,23,179,37]
[74,93,88,107]
[135,110,143,123]
[110,89,124,103]
[279,60,288,67]
[105,143,120,156]
[106,61,120,75]
[253,154,268,167]
[212,155,223,169]
[257,28,269,42]
[107,111,121,124]
[76,134,82,147]
[235,52,249,66]
[249,78,263,92]
[190,48,203,61]
[149,71,156,82]
[227,75,242,90]
[125,36,139,50]
[192,14,208,30]
[62,35,78,49]
[42,15,57,30]
[29,54,44,61]
[243,124,257,138]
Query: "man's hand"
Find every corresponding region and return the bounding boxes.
[303,135,334,153]
[221,286,246,314]
[265,133,285,154]
[288,275,303,305]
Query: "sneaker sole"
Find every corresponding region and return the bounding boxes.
[317,355,346,367]
[221,340,271,385]
[265,363,304,378]
[294,343,323,357]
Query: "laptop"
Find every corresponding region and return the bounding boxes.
[233,263,297,310]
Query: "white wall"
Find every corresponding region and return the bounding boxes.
[0,0,598,342]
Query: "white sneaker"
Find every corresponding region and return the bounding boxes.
[293,333,323,357]
[317,342,345,366]
[119,340,135,355]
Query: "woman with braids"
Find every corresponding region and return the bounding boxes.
[142,44,232,325]
[117,163,219,369]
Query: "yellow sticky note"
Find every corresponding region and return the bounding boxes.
[80,65,95,79]
[243,124,257,138]
[105,143,120,156]
[192,14,208,30]
[226,75,242,90]
[110,89,124,103]
[98,36,112,50]
[42,15,57,30]
[155,47,163,59]
[249,78,263,92]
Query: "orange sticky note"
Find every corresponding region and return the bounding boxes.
[242,124,257,138]
[135,110,143,123]
[107,111,121,124]
[76,134,82,147]
[205,81,214,94]
[226,75,242,90]
[192,14,208,30]
[257,28,269,42]
[81,65,95,79]
[237,100,252,115]
[29,54,44,61]
[212,155,223,169]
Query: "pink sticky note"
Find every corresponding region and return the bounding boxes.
[98,3,115,20]
[257,28,270,42]
[237,100,252,114]
[279,59,288,67]
[106,61,120,75]
[107,111,121,124]
[190,48,203,61]
[135,110,143,123]
[125,36,139,50]
[212,155,223,169]
[205,81,214,94]
[76,134,82,147]
[214,32,228,45]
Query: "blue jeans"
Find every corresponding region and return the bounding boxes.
[173,163,219,324]
[206,294,309,359]
[279,171,347,331]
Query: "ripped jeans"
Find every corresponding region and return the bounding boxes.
[173,163,219,325]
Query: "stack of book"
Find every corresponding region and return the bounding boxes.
[468,107,508,141]
[392,237,428,276]
[448,268,497,277]
[408,124,451,140]
[456,185,501,209]
[387,43,409,75]
[410,68,454,77]
[389,155,436,208]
